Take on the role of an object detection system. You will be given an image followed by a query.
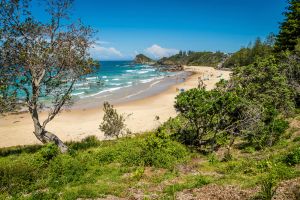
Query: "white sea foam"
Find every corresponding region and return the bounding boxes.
[112,78,120,81]
[140,78,155,83]
[124,89,146,99]
[86,76,98,80]
[126,70,136,73]
[137,71,149,74]
[74,83,89,87]
[81,87,122,98]
[109,83,122,86]
[95,94,113,99]
[71,92,85,96]
[76,87,90,90]
[102,76,107,78]
[150,80,161,87]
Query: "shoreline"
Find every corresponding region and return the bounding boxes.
[71,71,192,110]
[0,66,231,148]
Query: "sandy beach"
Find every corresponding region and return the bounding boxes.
[0,66,231,148]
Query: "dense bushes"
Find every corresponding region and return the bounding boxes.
[0,159,41,195]
[0,134,190,199]
[157,51,226,67]
[95,132,189,168]
[165,55,293,152]
[284,147,300,166]
[173,88,246,151]
[231,56,295,114]
[140,131,189,168]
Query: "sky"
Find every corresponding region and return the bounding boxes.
[32,0,287,60]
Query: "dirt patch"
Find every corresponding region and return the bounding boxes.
[272,177,300,200]
[176,184,258,200]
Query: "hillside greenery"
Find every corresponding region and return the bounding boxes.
[156,51,227,67]
[222,36,275,68]
[0,116,300,199]
[1,0,300,199]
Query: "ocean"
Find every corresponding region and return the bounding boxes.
[71,61,177,99]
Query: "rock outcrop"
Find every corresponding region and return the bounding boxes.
[134,54,154,64]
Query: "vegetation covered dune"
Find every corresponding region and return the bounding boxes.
[1,0,300,199]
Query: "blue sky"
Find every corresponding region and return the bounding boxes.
[33,0,287,60]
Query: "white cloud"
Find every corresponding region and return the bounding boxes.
[95,40,111,45]
[145,44,179,59]
[90,43,123,60]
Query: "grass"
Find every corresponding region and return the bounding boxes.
[1,118,300,199]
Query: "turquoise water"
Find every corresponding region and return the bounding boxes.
[72,61,175,98]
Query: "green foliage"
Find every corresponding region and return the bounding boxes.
[284,147,300,166]
[38,143,59,161]
[279,47,300,108]
[48,154,87,187]
[0,159,41,195]
[256,174,278,200]
[68,135,100,151]
[99,102,130,138]
[163,175,211,196]
[208,153,219,165]
[245,117,289,150]
[275,0,300,52]
[229,56,293,148]
[174,88,245,150]
[232,56,294,114]
[157,51,226,67]
[95,132,189,168]
[223,36,274,68]
[140,131,189,168]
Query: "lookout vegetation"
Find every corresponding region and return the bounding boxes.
[1,0,300,199]
[0,0,98,152]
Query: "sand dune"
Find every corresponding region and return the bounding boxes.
[0,66,231,148]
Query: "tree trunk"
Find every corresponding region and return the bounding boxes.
[31,110,68,153]
[34,128,68,153]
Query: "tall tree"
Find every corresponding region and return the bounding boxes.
[275,0,300,52]
[0,0,98,152]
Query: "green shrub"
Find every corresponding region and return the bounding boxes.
[94,138,143,166]
[139,131,189,168]
[39,143,59,161]
[0,159,40,195]
[29,190,59,200]
[256,174,278,200]
[208,153,219,165]
[293,136,300,142]
[284,147,300,166]
[95,133,189,168]
[99,102,130,138]
[0,145,42,157]
[244,111,289,150]
[68,136,100,151]
[48,154,87,187]
[174,88,246,150]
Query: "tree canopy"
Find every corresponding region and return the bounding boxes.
[275,0,300,52]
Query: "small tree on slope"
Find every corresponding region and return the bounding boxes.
[99,102,130,139]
